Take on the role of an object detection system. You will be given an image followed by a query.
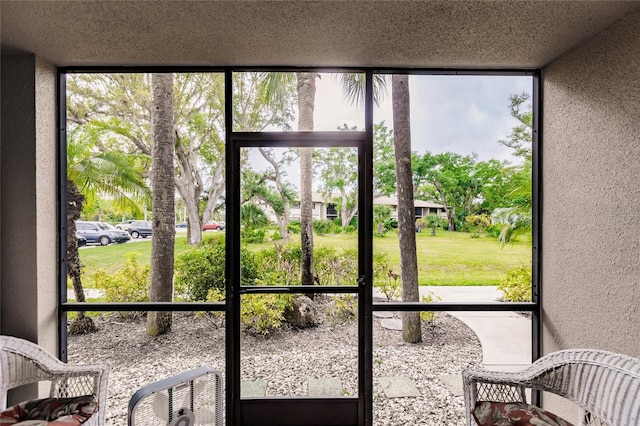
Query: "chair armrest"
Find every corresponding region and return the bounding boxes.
[462,369,530,426]
[48,363,109,426]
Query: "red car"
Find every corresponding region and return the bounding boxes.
[203,221,225,231]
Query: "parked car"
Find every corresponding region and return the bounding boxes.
[76,233,87,247]
[175,222,187,229]
[75,221,131,245]
[128,220,152,239]
[203,221,225,231]
[115,219,136,231]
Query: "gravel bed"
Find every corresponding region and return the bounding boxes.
[68,303,481,425]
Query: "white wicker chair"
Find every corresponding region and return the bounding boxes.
[0,335,109,426]
[463,349,640,426]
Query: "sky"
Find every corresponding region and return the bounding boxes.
[251,73,533,189]
[312,73,532,163]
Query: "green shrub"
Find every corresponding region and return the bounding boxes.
[327,294,358,325]
[420,291,441,323]
[240,294,294,335]
[373,252,401,301]
[91,253,149,318]
[287,221,301,234]
[242,228,266,244]
[498,265,532,302]
[466,214,491,238]
[175,239,259,301]
[313,218,337,235]
[485,223,503,238]
[342,225,356,233]
[254,243,302,286]
[314,247,358,286]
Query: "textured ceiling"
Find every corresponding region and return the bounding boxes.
[1,1,639,68]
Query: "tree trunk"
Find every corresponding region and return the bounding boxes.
[147,73,175,336]
[392,74,422,343]
[297,73,317,285]
[66,180,97,334]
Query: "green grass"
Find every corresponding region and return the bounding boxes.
[78,230,531,288]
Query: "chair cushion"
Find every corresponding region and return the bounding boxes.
[472,401,574,426]
[0,395,97,425]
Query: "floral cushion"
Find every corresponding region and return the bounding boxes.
[472,401,574,426]
[0,395,97,425]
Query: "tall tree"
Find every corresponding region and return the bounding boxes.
[66,126,150,334]
[392,75,422,343]
[315,142,359,227]
[497,92,533,244]
[147,73,175,336]
[297,72,318,285]
[67,72,292,245]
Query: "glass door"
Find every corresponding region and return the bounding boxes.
[226,130,373,425]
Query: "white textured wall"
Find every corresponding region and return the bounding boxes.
[0,54,57,354]
[542,11,640,357]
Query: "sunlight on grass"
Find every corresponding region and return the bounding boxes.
[79,230,530,288]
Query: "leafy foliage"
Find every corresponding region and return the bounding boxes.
[373,252,401,301]
[91,253,150,318]
[240,294,295,335]
[466,214,491,238]
[374,205,393,237]
[313,218,340,235]
[314,247,358,286]
[498,266,532,302]
[424,214,445,236]
[420,291,442,323]
[326,294,358,325]
[175,239,258,300]
[242,228,267,244]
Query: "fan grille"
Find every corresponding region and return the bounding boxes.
[128,366,222,426]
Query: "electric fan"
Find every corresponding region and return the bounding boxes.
[128,366,222,426]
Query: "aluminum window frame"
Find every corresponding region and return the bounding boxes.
[58,66,541,425]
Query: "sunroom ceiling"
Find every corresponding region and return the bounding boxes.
[1,1,638,68]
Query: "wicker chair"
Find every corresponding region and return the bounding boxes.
[462,349,640,426]
[0,335,109,426]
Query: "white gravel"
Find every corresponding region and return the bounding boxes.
[68,304,481,425]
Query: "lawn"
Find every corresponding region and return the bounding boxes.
[78,230,531,287]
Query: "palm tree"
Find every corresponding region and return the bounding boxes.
[341,73,422,343]
[147,73,176,336]
[297,72,318,285]
[391,75,422,343]
[66,125,150,333]
[260,71,318,284]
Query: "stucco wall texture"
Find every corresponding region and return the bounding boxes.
[542,11,640,358]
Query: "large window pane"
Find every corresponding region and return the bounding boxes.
[240,146,359,287]
[66,72,227,305]
[67,311,226,425]
[239,294,359,398]
[233,72,365,132]
[372,74,533,304]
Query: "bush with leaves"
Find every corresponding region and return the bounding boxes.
[254,243,302,286]
[287,221,301,234]
[424,214,445,236]
[485,223,503,238]
[242,228,266,244]
[175,239,259,301]
[373,252,401,301]
[498,265,532,302]
[326,294,358,325]
[466,214,491,238]
[313,218,338,235]
[241,294,294,335]
[314,246,358,286]
[91,253,150,318]
[420,291,441,324]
